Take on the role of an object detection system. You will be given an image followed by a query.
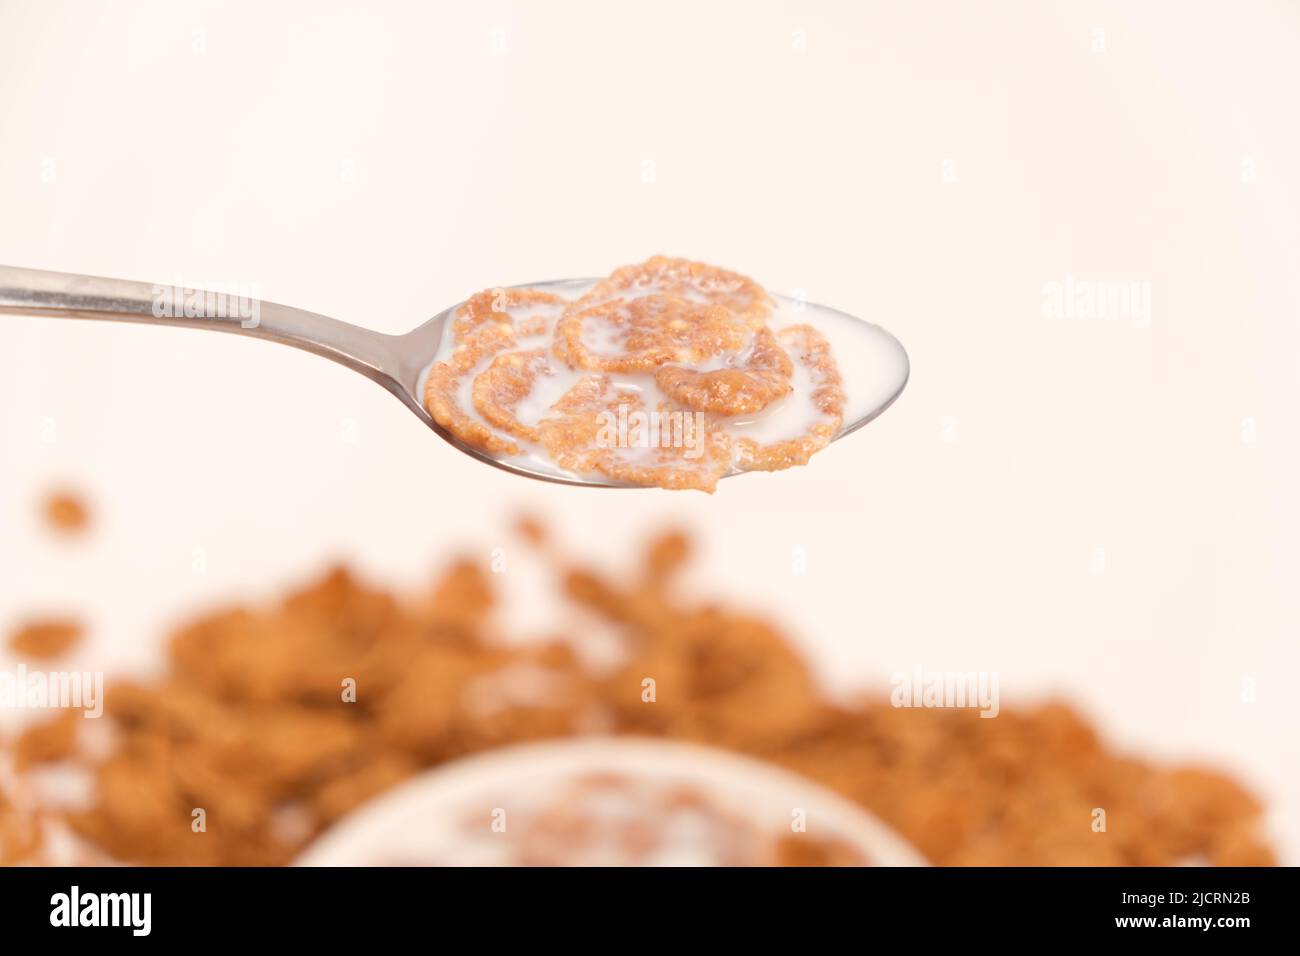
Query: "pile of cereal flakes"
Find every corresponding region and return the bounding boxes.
[0,520,1274,866]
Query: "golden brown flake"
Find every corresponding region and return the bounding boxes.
[734,324,846,472]
[452,287,566,342]
[556,296,750,373]
[42,490,90,536]
[7,618,83,660]
[654,325,793,415]
[13,711,81,771]
[471,349,550,443]
[579,256,774,328]
[424,322,522,455]
[537,377,731,492]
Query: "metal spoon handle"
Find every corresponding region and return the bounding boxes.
[0,264,406,390]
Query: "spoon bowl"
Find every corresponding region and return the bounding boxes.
[0,266,908,486]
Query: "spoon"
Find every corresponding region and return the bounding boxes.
[0,265,909,486]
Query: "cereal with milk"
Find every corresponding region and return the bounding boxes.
[404,774,869,867]
[422,257,850,492]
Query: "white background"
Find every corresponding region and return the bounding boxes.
[1,0,1297,862]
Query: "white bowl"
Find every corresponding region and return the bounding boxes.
[296,737,926,867]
